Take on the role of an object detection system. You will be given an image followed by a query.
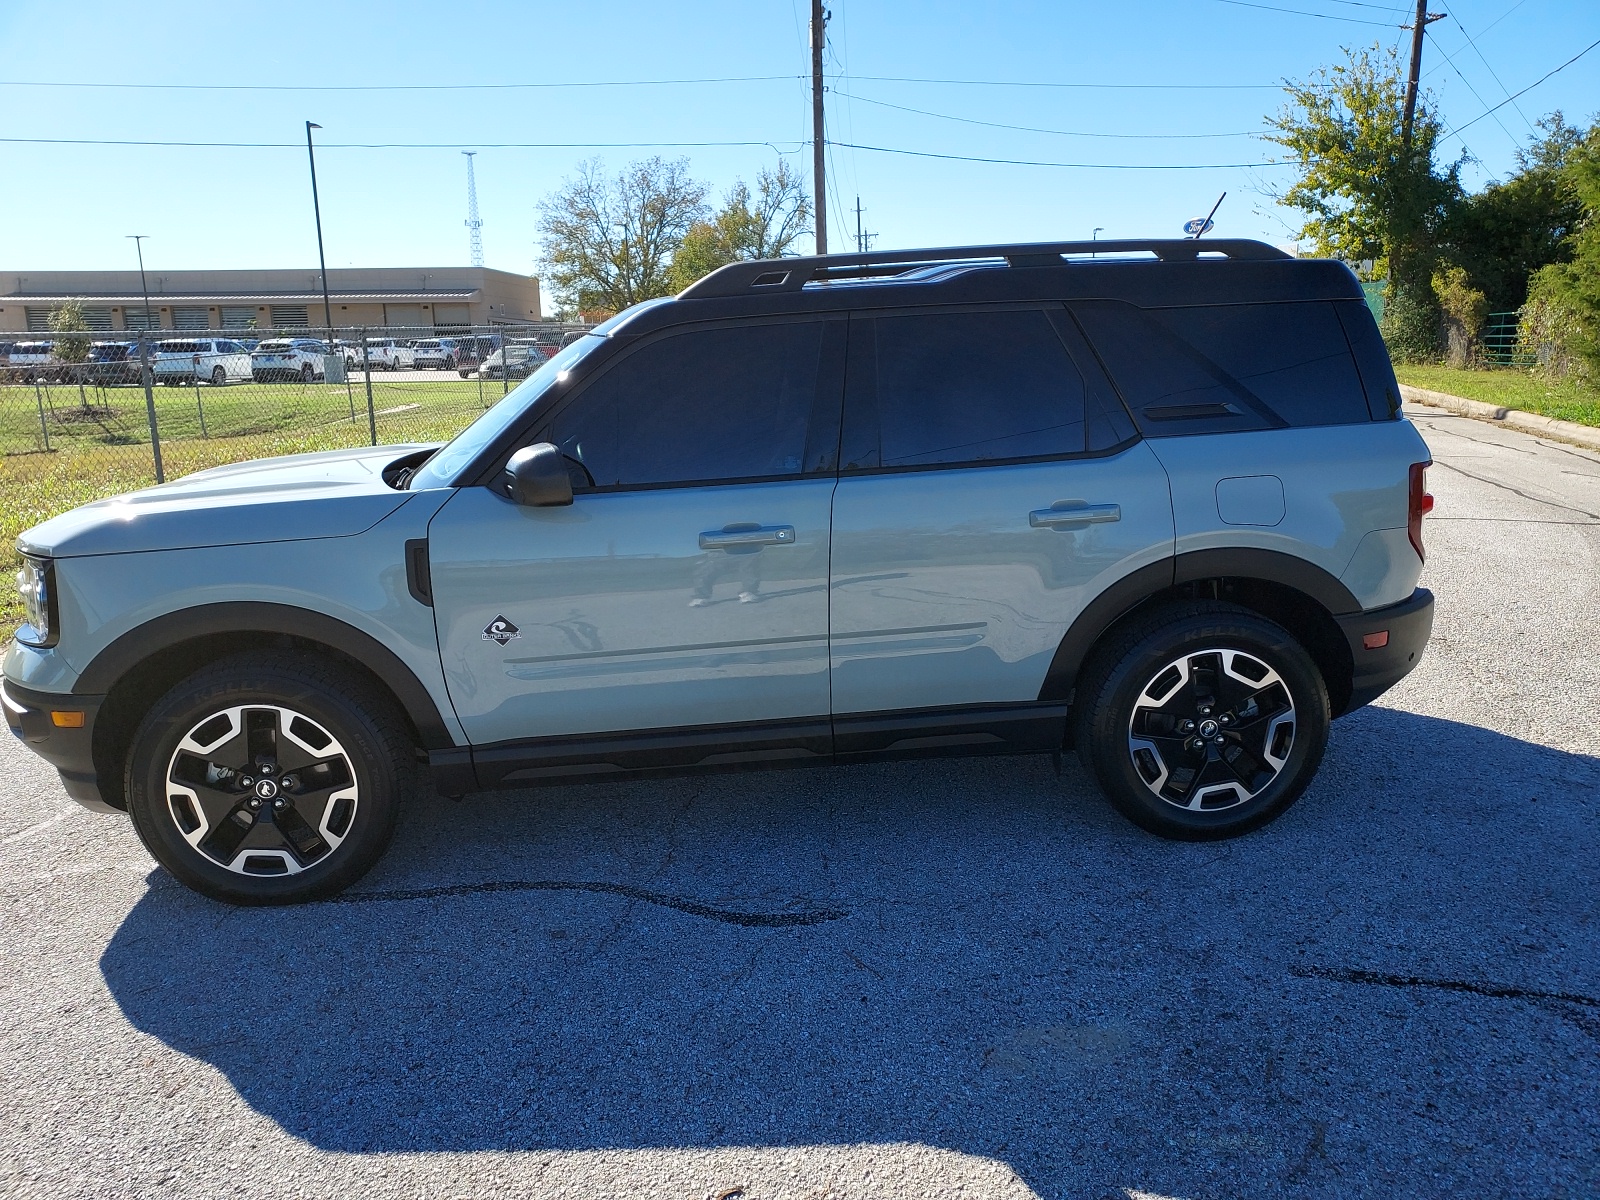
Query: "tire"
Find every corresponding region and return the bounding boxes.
[444,356,457,371]
[300,363,314,383]
[1073,602,1330,841]
[210,366,226,386]
[124,652,414,905]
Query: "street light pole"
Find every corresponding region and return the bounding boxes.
[305,121,335,340]
[125,234,163,484]
[126,234,154,331]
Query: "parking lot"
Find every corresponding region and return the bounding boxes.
[1,401,1596,1199]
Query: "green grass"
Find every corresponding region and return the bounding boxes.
[1394,364,1600,428]
[0,377,513,633]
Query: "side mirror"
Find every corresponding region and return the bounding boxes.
[502,443,574,507]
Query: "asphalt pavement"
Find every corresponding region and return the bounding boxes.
[1,402,1596,1200]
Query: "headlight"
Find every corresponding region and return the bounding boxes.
[16,555,57,647]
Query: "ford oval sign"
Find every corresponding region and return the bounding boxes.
[1183,217,1215,236]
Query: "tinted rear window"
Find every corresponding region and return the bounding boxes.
[1071,299,1372,434]
[1153,302,1370,427]
[853,308,1087,469]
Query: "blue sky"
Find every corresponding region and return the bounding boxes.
[1,0,1595,312]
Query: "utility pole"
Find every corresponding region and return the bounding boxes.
[125,235,154,332]
[811,0,828,255]
[853,195,875,253]
[305,122,334,335]
[463,151,484,268]
[1402,0,1447,149]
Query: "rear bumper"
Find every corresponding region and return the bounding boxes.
[2,680,114,812]
[1334,587,1434,715]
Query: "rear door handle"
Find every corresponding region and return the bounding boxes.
[698,524,797,549]
[1029,502,1121,529]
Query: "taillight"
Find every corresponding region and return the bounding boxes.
[1408,460,1433,561]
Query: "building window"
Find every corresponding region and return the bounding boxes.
[269,305,309,327]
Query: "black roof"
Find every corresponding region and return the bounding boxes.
[615,238,1363,338]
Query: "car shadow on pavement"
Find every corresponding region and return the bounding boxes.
[100,707,1600,1198]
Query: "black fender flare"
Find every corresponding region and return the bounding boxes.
[1037,548,1359,703]
[74,601,454,749]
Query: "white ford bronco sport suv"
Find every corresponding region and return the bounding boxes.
[4,239,1434,905]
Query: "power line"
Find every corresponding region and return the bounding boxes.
[832,88,1257,139]
[1444,36,1600,139]
[0,136,805,150]
[830,141,1288,169]
[1437,1,1536,134]
[842,74,1281,90]
[1208,0,1401,26]
[1424,27,1521,151]
[0,74,803,93]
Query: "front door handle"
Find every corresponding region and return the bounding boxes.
[698,524,797,550]
[1029,501,1121,529]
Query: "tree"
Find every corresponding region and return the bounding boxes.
[1523,120,1600,378]
[536,157,709,317]
[1264,44,1461,360]
[47,299,96,409]
[1442,114,1588,313]
[665,160,813,293]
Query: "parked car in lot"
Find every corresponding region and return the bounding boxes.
[86,341,142,385]
[411,338,461,370]
[152,338,254,386]
[359,338,416,371]
[475,340,546,381]
[451,335,500,376]
[3,237,1436,905]
[7,341,57,380]
[250,338,327,382]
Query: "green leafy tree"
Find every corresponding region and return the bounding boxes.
[1523,121,1600,378]
[666,160,814,293]
[1442,114,1588,312]
[1264,44,1461,360]
[46,298,92,364]
[536,157,709,317]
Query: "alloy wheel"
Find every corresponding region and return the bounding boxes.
[1126,647,1296,812]
[164,704,360,877]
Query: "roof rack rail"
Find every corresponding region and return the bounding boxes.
[678,238,1291,300]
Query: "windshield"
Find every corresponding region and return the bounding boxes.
[407,333,607,490]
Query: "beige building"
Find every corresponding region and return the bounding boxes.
[0,266,541,333]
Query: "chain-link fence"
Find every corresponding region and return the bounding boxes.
[0,322,591,626]
[1,322,592,475]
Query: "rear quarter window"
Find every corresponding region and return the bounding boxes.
[1070,299,1374,435]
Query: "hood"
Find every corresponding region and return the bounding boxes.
[20,444,441,559]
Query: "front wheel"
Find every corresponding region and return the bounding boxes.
[1073,602,1330,840]
[124,653,414,905]
[300,363,314,383]
[210,366,226,386]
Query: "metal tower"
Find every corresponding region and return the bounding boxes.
[462,151,484,267]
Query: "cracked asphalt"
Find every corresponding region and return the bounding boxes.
[2,402,1596,1200]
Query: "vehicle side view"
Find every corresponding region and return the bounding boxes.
[4,239,1434,905]
[250,338,327,383]
[151,338,254,386]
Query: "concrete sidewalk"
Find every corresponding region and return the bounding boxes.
[1401,382,1600,453]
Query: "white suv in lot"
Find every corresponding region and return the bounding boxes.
[360,338,416,370]
[411,338,461,370]
[250,339,327,383]
[151,339,253,386]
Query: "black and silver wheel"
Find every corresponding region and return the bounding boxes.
[299,363,314,383]
[210,365,226,386]
[1074,602,1329,840]
[125,654,412,904]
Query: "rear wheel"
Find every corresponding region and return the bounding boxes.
[1074,602,1330,840]
[210,366,226,386]
[299,363,314,383]
[124,653,414,905]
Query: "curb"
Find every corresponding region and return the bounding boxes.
[1400,384,1600,454]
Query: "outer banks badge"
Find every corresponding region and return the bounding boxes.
[483,616,521,646]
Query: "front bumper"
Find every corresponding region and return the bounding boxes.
[1334,587,1435,715]
[2,680,114,812]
